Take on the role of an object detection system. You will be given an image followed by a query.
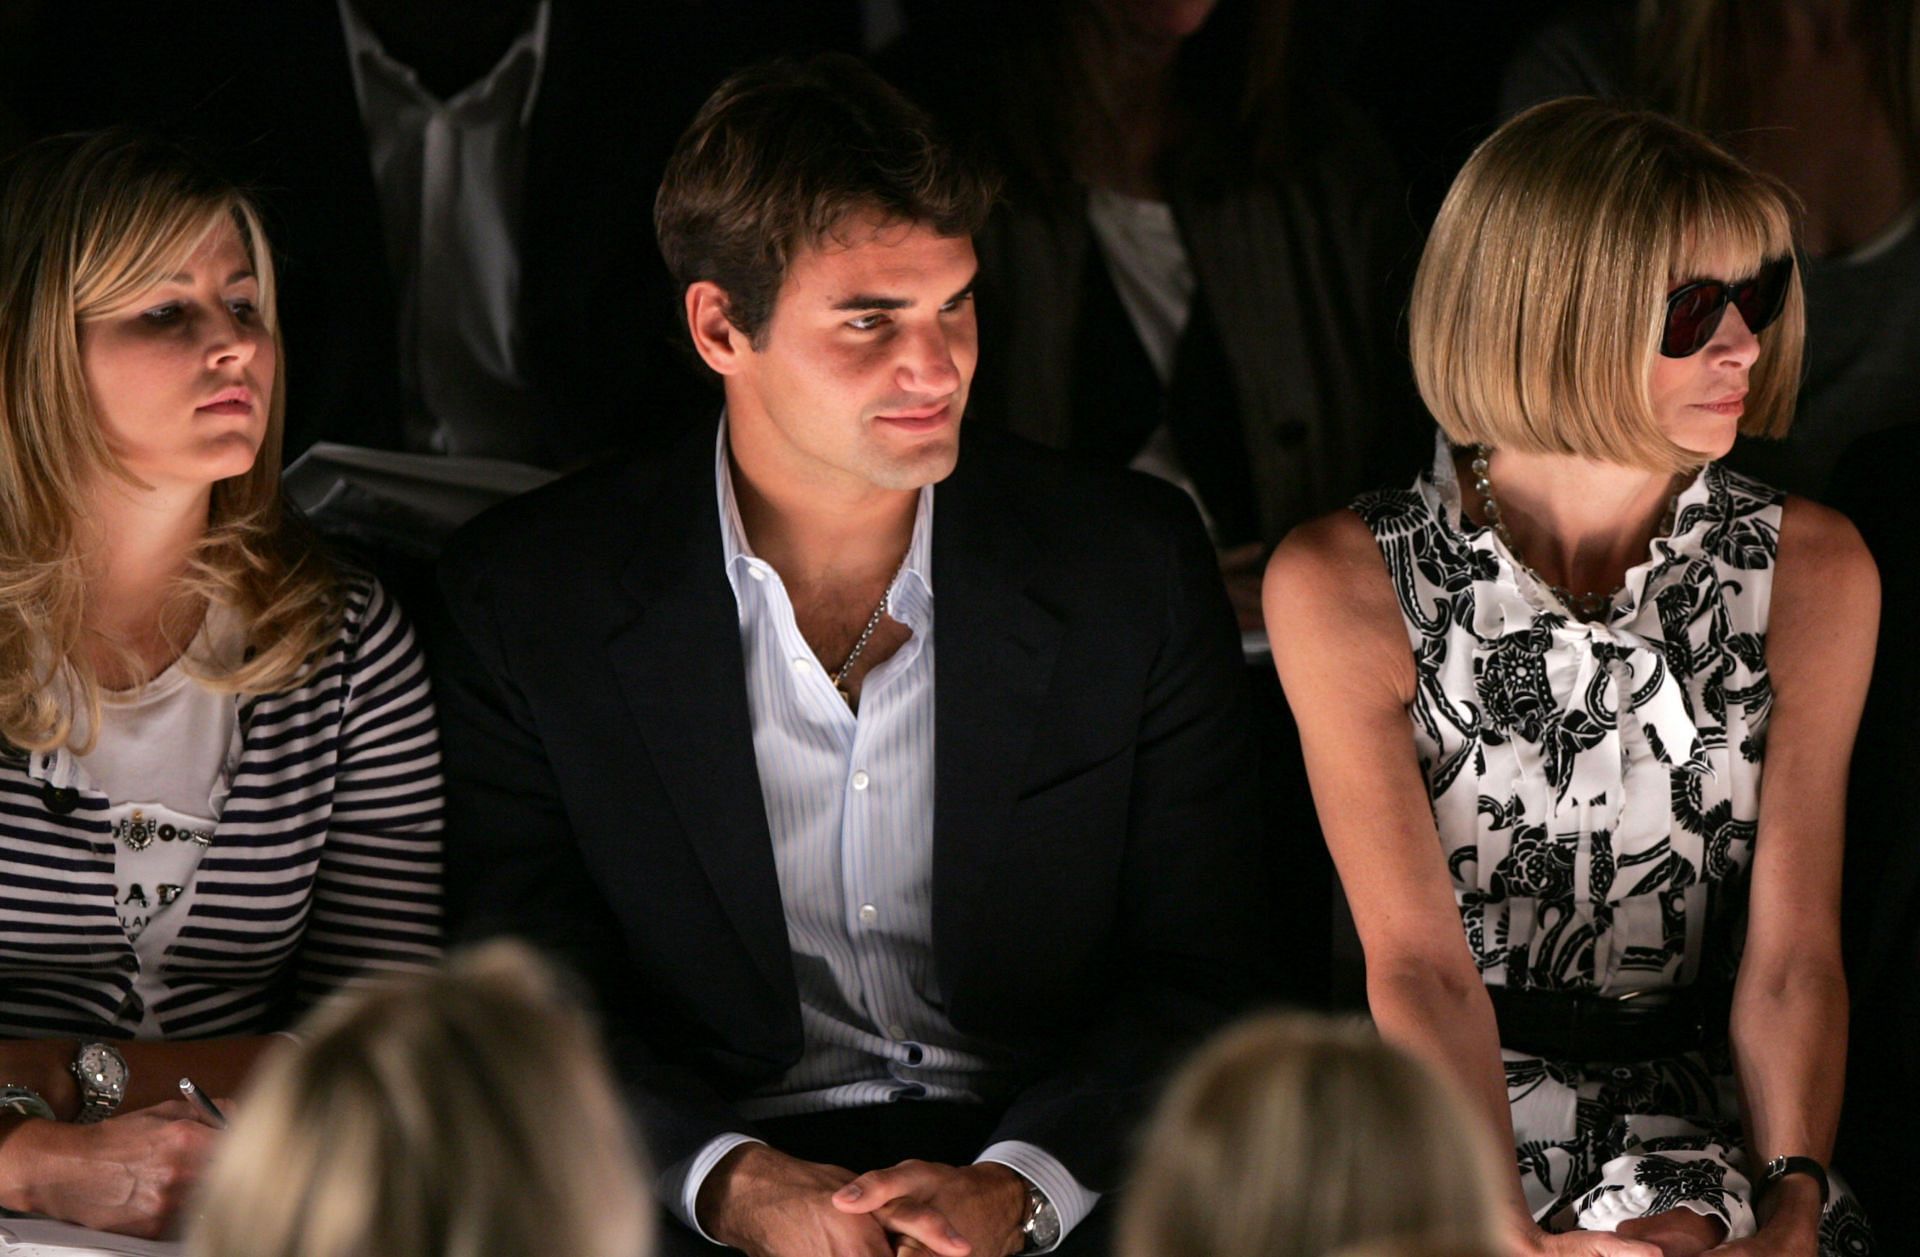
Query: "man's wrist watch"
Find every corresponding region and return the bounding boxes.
[70,1042,128,1124]
[1015,1176,1061,1254]
[1761,1155,1830,1207]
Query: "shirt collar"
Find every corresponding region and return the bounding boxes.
[336,0,552,126]
[714,415,934,628]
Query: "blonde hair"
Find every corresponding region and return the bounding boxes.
[1408,97,1805,474]
[188,942,654,1257]
[0,130,341,753]
[1117,1014,1505,1257]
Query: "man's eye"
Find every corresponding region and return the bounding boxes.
[940,293,973,313]
[848,313,888,331]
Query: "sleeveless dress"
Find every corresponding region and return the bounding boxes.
[1354,436,1872,1253]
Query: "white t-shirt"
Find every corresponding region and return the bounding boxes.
[1086,186,1215,536]
[72,614,242,1034]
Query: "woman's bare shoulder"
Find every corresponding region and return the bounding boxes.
[1774,494,1879,621]
[1263,507,1409,677]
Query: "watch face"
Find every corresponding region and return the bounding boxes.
[76,1043,129,1099]
[1028,1198,1061,1250]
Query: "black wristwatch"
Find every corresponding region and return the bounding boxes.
[1761,1156,1829,1207]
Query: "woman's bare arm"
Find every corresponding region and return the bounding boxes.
[1732,497,1878,1243]
[0,1036,288,1235]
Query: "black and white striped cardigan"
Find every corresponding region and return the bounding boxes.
[0,576,443,1038]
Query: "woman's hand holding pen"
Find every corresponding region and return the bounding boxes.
[0,1095,229,1238]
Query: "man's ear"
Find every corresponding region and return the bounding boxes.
[686,282,750,376]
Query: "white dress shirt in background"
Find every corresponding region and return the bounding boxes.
[336,0,550,458]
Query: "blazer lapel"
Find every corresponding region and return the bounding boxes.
[606,431,794,1002]
[932,447,1065,1004]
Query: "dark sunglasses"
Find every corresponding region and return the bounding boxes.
[1660,254,1794,358]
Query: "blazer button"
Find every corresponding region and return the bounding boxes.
[42,783,78,814]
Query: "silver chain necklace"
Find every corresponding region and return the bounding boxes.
[1470,446,1675,622]
[831,576,897,708]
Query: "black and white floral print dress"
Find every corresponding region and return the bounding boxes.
[1353,436,1871,1253]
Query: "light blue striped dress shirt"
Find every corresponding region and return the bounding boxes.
[676,423,1096,1246]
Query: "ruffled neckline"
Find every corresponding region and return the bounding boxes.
[1420,432,1719,628]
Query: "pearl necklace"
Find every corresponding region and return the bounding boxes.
[1470,446,1676,622]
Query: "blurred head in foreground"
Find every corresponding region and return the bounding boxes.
[188,941,653,1257]
[1117,1013,1506,1257]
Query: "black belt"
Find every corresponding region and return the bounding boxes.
[1487,983,1730,1062]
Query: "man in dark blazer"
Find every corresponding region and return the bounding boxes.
[437,56,1268,1257]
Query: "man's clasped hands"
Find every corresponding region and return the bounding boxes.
[700,1143,1031,1257]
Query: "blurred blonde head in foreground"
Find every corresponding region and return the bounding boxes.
[187,941,653,1257]
[1118,1013,1506,1257]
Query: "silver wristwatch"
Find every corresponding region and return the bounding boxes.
[71,1042,129,1124]
[1016,1177,1061,1254]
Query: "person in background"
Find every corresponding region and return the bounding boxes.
[436,53,1266,1257]
[1502,0,1920,503]
[1117,1013,1507,1257]
[187,941,652,1257]
[0,130,443,1237]
[1268,99,1876,1255]
[4,0,744,467]
[893,0,1422,629]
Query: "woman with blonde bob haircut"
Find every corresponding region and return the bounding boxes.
[1267,98,1877,1256]
[187,941,654,1257]
[1117,1014,1505,1257]
[1410,99,1804,476]
[0,130,442,1236]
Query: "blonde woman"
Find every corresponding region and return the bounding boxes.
[188,941,653,1257]
[1117,1013,1506,1257]
[1267,100,1875,1256]
[0,131,443,1236]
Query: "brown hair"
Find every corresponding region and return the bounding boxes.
[968,0,1301,193]
[0,130,341,752]
[1409,98,1804,473]
[188,942,654,1257]
[654,53,999,348]
[1635,0,1920,166]
[1117,1014,1505,1257]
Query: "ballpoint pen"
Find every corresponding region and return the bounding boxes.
[178,1076,228,1129]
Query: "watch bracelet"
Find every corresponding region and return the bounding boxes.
[0,1084,56,1121]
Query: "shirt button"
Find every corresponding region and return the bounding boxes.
[748,566,767,582]
[858,904,878,925]
[888,1023,908,1040]
[851,770,870,791]
[790,657,812,675]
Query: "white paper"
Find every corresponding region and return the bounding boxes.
[0,1218,181,1256]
